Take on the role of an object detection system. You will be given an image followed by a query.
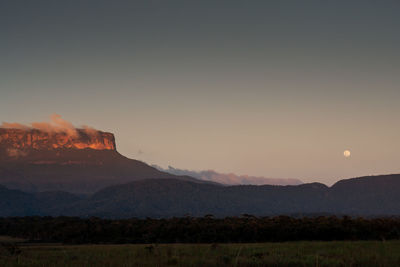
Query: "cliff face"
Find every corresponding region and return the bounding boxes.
[0,128,116,152]
[0,126,197,195]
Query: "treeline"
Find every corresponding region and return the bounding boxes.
[1,216,400,244]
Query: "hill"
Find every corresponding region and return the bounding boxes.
[1,174,399,218]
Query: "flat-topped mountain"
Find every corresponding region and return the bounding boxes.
[0,128,116,152]
[0,127,203,194]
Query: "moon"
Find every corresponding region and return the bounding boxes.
[343,150,351,158]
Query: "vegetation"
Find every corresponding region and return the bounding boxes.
[1,216,400,244]
[0,241,400,266]
[1,216,399,266]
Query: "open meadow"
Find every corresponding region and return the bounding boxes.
[1,240,400,266]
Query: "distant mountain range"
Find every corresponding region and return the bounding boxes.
[1,174,400,218]
[153,165,303,186]
[1,126,400,218]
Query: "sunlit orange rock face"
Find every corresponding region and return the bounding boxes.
[0,128,116,152]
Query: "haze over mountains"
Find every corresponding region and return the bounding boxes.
[1,117,400,218]
[153,165,303,186]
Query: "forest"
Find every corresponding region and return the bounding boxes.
[1,216,400,244]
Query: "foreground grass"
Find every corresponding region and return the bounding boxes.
[0,241,400,266]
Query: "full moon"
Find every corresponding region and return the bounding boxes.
[343,150,351,158]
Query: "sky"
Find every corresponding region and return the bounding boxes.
[1,1,399,185]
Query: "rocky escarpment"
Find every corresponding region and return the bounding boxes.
[0,128,116,153]
[0,126,203,194]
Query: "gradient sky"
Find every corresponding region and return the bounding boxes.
[1,1,399,185]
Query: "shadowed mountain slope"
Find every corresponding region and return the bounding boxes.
[0,149,203,194]
[63,174,400,218]
[327,174,400,215]
[66,180,328,218]
[1,174,399,218]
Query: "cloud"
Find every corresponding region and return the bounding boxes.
[0,114,91,136]
[153,165,303,186]
[0,123,31,130]
[81,125,101,137]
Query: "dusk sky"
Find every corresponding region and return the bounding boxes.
[1,1,399,185]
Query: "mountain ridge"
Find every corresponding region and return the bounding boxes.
[1,174,399,218]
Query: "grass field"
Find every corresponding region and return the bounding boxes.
[1,240,400,266]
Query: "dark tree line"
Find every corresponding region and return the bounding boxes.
[0,216,400,244]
